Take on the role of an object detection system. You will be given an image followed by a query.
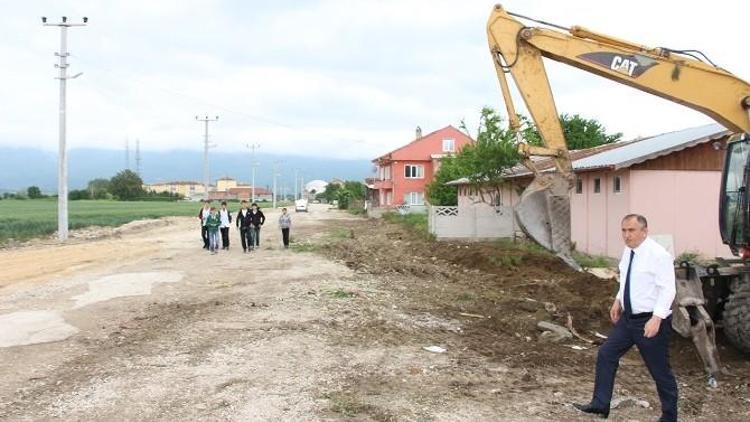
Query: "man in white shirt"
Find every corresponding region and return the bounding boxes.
[575,214,678,421]
[219,201,232,250]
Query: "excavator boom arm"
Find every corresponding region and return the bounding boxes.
[488,5,750,163]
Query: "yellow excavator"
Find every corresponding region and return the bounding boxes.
[487,5,750,384]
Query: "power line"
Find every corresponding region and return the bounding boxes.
[69,53,296,129]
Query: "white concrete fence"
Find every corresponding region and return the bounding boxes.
[428,204,516,240]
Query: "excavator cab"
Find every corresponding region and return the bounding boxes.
[719,135,750,255]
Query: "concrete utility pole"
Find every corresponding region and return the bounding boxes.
[294,169,299,201]
[43,15,87,242]
[125,137,130,169]
[245,143,260,203]
[135,138,141,176]
[195,115,219,198]
[272,161,281,209]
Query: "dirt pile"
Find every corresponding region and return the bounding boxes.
[321,217,617,350]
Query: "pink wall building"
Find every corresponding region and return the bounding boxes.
[372,126,473,208]
[451,124,732,259]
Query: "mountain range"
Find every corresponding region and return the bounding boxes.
[0,147,373,193]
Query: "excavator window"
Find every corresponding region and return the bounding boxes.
[720,138,750,247]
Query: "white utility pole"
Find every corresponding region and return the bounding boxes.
[272,161,281,208]
[135,138,141,176]
[294,169,299,200]
[195,115,218,199]
[245,143,260,203]
[300,174,305,200]
[43,16,87,242]
[125,137,130,169]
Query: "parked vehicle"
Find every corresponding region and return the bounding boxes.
[294,198,308,212]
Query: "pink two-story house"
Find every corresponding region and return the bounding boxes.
[372,126,474,209]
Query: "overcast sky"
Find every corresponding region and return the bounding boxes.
[1,0,748,160]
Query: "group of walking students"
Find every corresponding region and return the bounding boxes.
[197,199,293,254]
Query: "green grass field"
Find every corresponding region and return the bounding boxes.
[0,198,207,244]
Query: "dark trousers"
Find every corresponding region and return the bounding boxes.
[592,314,678,421]
[201,225,209,248]
[240,227,251,251]
[281,228,290,247]
[220,227,230,248]
[251,227,261,247]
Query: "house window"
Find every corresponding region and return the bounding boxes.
[404,192,424,205]
[442,138,456,152]
[379,166,392,180]
[613,176,622,193]
[594,178,601,193]
[404,164,424,179]
[575,178,583,194]
[386,191,392,205]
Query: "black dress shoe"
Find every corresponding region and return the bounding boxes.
[573,403,609,419]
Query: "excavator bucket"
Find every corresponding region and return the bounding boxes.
[515,172,581,271]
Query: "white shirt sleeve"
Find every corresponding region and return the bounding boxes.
[615,250,627,306]
[651,252,676,319]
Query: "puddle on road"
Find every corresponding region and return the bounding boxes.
[71,271,184,309]
[0,310,79,347]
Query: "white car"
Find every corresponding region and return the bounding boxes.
[294,198,308,212]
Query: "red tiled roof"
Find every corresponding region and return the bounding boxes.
[373,125,473,162]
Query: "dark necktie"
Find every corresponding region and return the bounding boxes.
[624,250,635,316]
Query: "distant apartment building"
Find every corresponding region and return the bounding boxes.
[145,181,205,199]
[371,126,473,209]
[208,177,273,202]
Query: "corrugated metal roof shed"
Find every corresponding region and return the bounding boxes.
[446,123,730,185]
[572,123,728,171]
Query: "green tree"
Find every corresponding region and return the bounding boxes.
[336,189,353,209]
[109,169,145,201]
[427,107,520,206]
[317,183,341,203]
[87,178,110,199]
[425,156,468,206]
[27,186,43,199]
[524,113,622,150]
[68,189,90,200]
[342,181,366,200]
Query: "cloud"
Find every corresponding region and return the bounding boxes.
[0,0,748,162]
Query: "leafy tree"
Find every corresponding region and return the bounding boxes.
[426,156,468,206]
[27,186,43,199]
[427,108,623,206]
[524,113,622,150]
[87,178,110,199]
[317,183,341,203]
[68,189,90,200]
[109,169,145,201]
[427,107,520,206]
[336,189,353,209]
[342,181,366,200]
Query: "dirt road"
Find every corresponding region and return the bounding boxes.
[1,205,748,421]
